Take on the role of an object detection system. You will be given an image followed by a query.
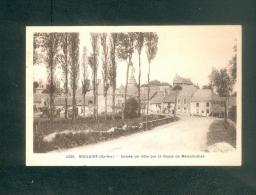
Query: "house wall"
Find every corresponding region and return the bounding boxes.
[149,102,175,114]
[149,103,162,114]
[162,103,175,115]
[191,101,211,117]
[176,96,192,116]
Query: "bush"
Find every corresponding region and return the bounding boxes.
[124,98,138,118]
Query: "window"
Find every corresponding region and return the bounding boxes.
[206,102,209,107]
[177,99,180,104]
[206,109,209,114]
[178,106,180,110]
[196,103,199,107]
[201,110,204,114]
[184,107,187,111]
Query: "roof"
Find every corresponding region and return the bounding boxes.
[191,89,224,102]
[54,96,94,106]
[163,91,176,103]
[141,90,157,101]
[191,89,212,102]
[178,85,198,97]
[150,91,165,104]
[173,75,193,85]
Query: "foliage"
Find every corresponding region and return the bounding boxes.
[109,33,118,90]
[33,33,63,121]
[145,32,159,64]
[101,33,110,97]
[209,68,234,97]
[144,32,159,128]
[117,32,136,120]
[124,98,139,118]
[134,32,145,55]
[109,33,118,119]
[117,33,135,62]
[172,85,182,91]
[81,47,90,95]
[229,42,237,82]
[89,33,100,120]
[69,33,80,121]
[202,84,213,90]
[33,81,39,93]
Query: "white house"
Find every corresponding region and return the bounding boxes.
[190,89,224,117]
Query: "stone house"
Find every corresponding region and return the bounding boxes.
[190,89,225,117]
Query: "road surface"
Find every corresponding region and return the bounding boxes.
[54,117,215,153]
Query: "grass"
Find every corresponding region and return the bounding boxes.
[35,114,166,135]
[34,114,178,153]
[207,119,236,148]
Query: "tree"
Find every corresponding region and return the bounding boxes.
[34,33,61,121]
[134,32,145,117]
[145,32,159,129]
[69,33,80,122]
[229,39,237,82]
[101,33,110,120]
[109,33,118,120]
[202,84,213,89]
[89,33,100,121]
[172,85,182,117]
[33,81,39,93]
[209,68,234,121]
[56,33,70,119]
[117,32,135,121]
[81,47,90,118]
[125,98,138,118]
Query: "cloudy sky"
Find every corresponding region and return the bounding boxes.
[32,25,241,88]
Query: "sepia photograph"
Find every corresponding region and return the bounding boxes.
[26,26,241,166]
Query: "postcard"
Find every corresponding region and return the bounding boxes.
[26,25,241,166]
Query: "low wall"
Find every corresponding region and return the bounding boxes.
[139,117,175,130]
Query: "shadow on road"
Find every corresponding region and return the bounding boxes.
[207,119,236,148]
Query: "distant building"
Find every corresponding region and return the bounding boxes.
[173,74,193,87]
[126,66,138,97]
[190,89,225,117]
[149,89,176,115]
[176,85,198,116]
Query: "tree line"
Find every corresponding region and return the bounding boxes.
[34,32,159,126]
[208,40,237,121]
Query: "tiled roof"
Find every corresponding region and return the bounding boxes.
[191,89,224,102]
[163,91,176,103]
[150,91,165,104]
[54,96,94,106]
[178,85,198,97]
[173,75,193,85]
[141,90,157,101]
[191,89,212,102]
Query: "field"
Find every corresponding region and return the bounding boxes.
[34,114,178,153]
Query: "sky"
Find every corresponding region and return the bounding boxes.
[33,25,241,89]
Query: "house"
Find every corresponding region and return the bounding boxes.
[34,93,49,108]
[190,89,225,117]
[176,85,198,115]
[54,96,94,117]
[149,91,165,114]
[173,74,193,87]
[162,89,176,114]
